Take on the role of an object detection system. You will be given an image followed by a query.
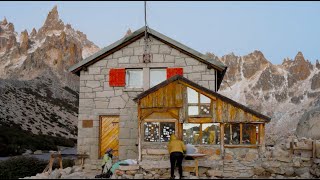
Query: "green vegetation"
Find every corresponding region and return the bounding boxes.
[0,122,76,157]
[0,156,75,179]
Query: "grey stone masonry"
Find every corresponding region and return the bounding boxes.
[77,36,216,162]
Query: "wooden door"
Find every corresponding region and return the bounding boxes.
[100,116,119,158]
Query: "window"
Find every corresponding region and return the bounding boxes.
[224,123,259,145]
[144,122,175,142]
[183,123,220,145]
[150,68,166,88]
[242,124,259,145]
[126,69,143,88]
[187,87,212,116]
[224,124,240,144]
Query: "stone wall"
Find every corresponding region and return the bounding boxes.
[77,35,217,166]
[114,138,320,179]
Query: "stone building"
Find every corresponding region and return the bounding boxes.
[68,27,271,170]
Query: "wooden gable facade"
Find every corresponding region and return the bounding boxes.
[134,75,271,161]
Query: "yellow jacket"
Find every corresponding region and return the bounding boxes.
[168,134,186,154]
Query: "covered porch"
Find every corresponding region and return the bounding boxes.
[133,75,271,169]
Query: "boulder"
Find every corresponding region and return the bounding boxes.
[48,169,61,179]
[134,174,144,179]
[294,167,309,176]
[72,166,83,172]
[63,167,73,175]
[33,150,43,155]
[207,170,223,177]
[122,174,134,179]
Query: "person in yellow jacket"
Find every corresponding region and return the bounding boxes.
[168,134,186,179]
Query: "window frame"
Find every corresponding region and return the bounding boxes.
[223,123,260,146]
[182,122,221,145]
[142,119,178,143]
[125,68,143,88]
[187,87,213,118]
[149,68,167,88]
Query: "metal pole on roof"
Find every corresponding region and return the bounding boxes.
[144,1,148,38]
[143,1,151,63]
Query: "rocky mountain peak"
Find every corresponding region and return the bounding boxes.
[45,5,60,26]
[30,28,37,38]
[37,5,64,39]
[20,29,29,53]
[316,60,320,69]
[1,17,7,25]
[294,51,306,62]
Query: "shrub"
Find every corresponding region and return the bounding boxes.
[0,156,47,179]
[0,156,76,179]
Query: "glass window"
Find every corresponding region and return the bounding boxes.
[200,94,211,103]
[224,124,240,145]
[160,122,175,142]
[202,123,220,145]
[188,106,199,116]
[183,123,220,145]
[187,87,198,103]
[144,122,175,142]
[242,124,259,145]
[183,123,201,145]
[126,69,143,88]
[187,87,212,116]
[150,69,166,88]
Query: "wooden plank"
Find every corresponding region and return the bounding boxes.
[313,140,316,158]
[100,116,120,158]
[188,117,213,123]
[240,123,243,144]
[224,145,260,148]
[259,124,265,152]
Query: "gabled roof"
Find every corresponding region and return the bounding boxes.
[68,26,228,90]
[134,75,271,122]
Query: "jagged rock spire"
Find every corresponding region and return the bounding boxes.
[294,51,306,62]
[20,29,29,53]
[44,5,59,26]
[30,28,37,37]
[1,16,8,25]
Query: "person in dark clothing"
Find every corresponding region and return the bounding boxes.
[168,134,186,179]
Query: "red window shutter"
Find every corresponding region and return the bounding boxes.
[166,68,183,79]
[109,68,126,86]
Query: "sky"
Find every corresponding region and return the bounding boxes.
[0,1,319,64]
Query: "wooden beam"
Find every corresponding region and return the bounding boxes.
[240,123,243,144]
[313,140,316,158]
[224,145,260,148]
[138,101,142,162]
[259,124,265,152]
[220,123,224,157]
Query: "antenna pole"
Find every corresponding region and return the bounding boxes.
[143,1,151,63]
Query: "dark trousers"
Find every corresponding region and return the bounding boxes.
[170,152,184,178]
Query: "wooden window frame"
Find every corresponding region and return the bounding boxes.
[142,119,178,143]
[223,123,261,148]
[182,122,221,145]
[187,87,213,118]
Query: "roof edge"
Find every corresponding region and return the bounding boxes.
[68,26,227,76]
[134,75,271,122]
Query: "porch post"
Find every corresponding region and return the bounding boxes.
[220,123,224,156]
[259,123,265,153]
[138,101,142,162]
